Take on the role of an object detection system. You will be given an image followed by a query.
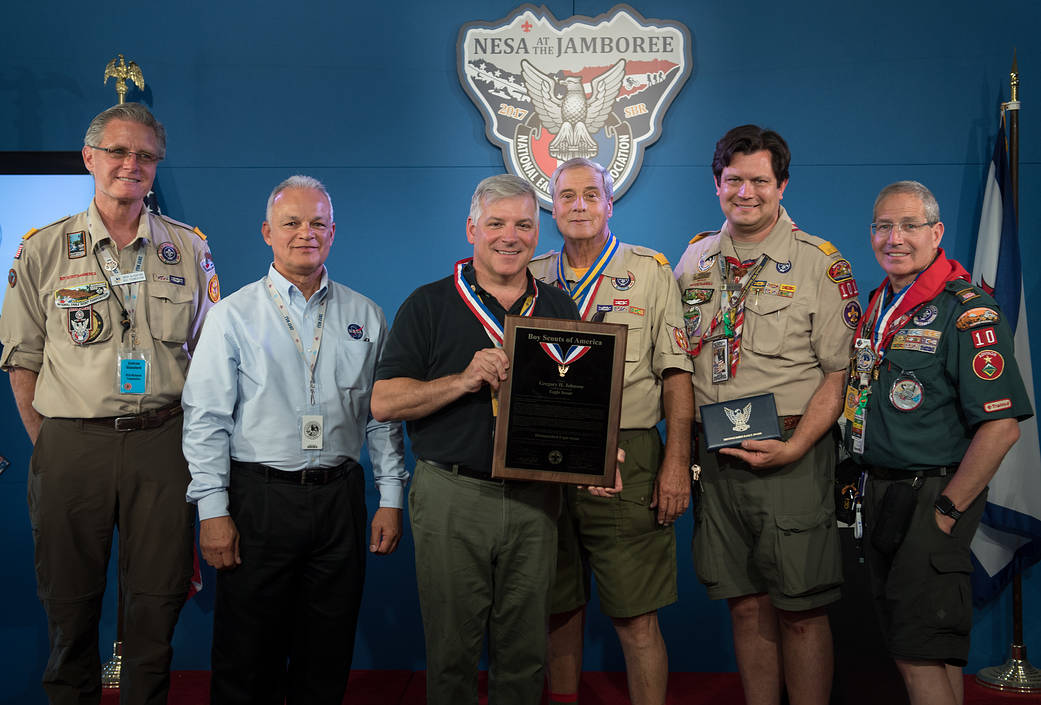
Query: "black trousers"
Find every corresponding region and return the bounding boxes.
[210,460,367,705]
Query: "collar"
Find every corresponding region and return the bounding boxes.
[558,232,623,281]
[462,261,537,311]
[719,206,795,265]
[267,263,329,304]
[87,200,152,249]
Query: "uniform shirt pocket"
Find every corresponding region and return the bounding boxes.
[744,296,791,357]
[146,284,194,344]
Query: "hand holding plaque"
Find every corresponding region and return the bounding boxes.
[492,316,626,485]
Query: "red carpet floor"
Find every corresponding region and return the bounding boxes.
[97,670,1039,704]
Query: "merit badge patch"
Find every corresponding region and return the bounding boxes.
[54,282,109,308]
[775,260,791,274]
[458,6,692,207]
[972,350,1005,380]
[157,242,181,265]
[956,307,1000,331]
[612,271,636,290]
[913,305,939,326]
[348,323,364,340]
[207,274,221,303]
[683,287,712,305]
[66,231,87,259]
[827,258,853,283]
[7,268,15,288]
[984,398,1012,413]
[889,377,923,411]
[843,300,862,329]
[67,306,104,344]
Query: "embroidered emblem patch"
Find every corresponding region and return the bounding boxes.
[972,350,1005,380]
[7,268,15,288]
[67,306,104,345]
[843,301,862,329]
[673,326,690,352]
[201,251,215,272]
[348,323,364,340]
[775,260,791,274]
[54,282,109,308]
[970,327,997,349]
[889,377,923,411]
[157,242,181,265]
[207,274,221,303]
[827,258,853,283]
[984,399,1012,413]
[956,307,999,330]
[612,271,636,290]
[890,329,942,354]
[628,306,645,316]
[683,287,713,305]
[697,255,715,272]
[838,280,858,300]
[66,231,87,259]
[913,305,939,326]
[956,287,980,303]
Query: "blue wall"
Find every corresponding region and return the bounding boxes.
[2,1,1040,702]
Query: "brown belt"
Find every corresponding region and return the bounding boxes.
[72,401,183,432]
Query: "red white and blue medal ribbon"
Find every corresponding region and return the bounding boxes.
[540,342,591,366]
[453,258,536,347]
[557,233,618,320]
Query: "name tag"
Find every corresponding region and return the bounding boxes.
[111,271,147,286]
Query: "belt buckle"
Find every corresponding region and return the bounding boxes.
[300,468,325,485]
[113,416,141,432]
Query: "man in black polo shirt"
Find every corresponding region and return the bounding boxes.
[372,174,580,705]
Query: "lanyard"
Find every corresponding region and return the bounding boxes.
[97,241,146,344]
[453,258,536,346]
[556,233,618,319]
[265,277,327,405]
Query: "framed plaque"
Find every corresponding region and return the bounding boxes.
[492,315,626,485]
[699,393,782,451]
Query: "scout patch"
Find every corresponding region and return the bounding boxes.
[348,323,364,340]
[913,305,939,326]
[764,282,780,296]
[827,258,853,283]
[838,280,858,300]
[956,307,1000,330]
[751,279,766,293]
[779,284,797,298]
[67,306,104,344]
[202,251,215,272]
[775,260,791,274]
[890,328,942,354]
[684,307,701,338]
[157,242,181,265]
[628,306,645,316]
[956,287,980,304]
[612,271,636,291]
[14,242,24,260]
[972,350,1005,380]
[984,398,1012,413]
[890,377,923,411]
[596,304,613,313]
[697,255,715,272]
[7,268,15,288]
[613,299,629,311]
[66,231,87,259]
[673,326,690,352]
[54,282,109,308]
[207,274,221,303]
[843,301,862,329]
[970,327,997,349]
[683,287,713,305]
[170,275,185,286]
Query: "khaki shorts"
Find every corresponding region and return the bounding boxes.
[864,474,985,667]
[692,425,843,611]
[551,428,678,618]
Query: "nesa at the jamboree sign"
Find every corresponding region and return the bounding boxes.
[458,4,692,208]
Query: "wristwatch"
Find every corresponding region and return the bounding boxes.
[934,494,963,521]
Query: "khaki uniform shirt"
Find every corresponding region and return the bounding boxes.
[530,239,693,430]
[1,201,219,418]
[673,207,858,420]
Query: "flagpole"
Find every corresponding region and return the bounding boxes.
[976,51,1041,694]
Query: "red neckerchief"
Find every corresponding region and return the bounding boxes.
[856,248,970,352]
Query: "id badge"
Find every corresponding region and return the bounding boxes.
[710,337,730,384]
[117,349,150,395]
[843,384,860,422]
[301,414,324,450]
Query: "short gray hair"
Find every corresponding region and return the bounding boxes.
[873,181,940,223]
[469,174,537,223]
[549,158,614,200]
[84,103,166,158]
[265,175,334,222]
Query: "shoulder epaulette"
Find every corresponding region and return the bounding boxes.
[944,279,992,306]
[193,226,207,241]
[653,252,670,267]
[30,214,74,235]
[529,250,558,264]
[791,229,839,257]
[688,230,715,245]
[157,213,197,233]
[627,244,668,263]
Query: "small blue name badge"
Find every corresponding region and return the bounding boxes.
[119,358,148,394]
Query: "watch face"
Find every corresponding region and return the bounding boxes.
[935,495,961,519]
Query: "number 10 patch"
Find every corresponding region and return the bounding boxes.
[971,327,997,349]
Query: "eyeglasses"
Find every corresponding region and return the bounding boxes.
[87,145,162,164]
[870,221,936,237]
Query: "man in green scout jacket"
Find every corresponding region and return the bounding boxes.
[846,180,1032,705]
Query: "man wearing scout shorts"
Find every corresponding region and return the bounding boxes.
[1,102,219,704]
[674,125,856,705]
[845,180,1031,705]
[529,158,693,705]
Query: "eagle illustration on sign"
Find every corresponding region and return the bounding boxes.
[458,4,692,207]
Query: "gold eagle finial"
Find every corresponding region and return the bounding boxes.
[103,54,145,104]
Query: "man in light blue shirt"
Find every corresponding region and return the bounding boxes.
[183,175,407,705]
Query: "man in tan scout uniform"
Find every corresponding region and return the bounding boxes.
[529,157,693,705]
[673,125,857,705]
[1,103,218,705]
